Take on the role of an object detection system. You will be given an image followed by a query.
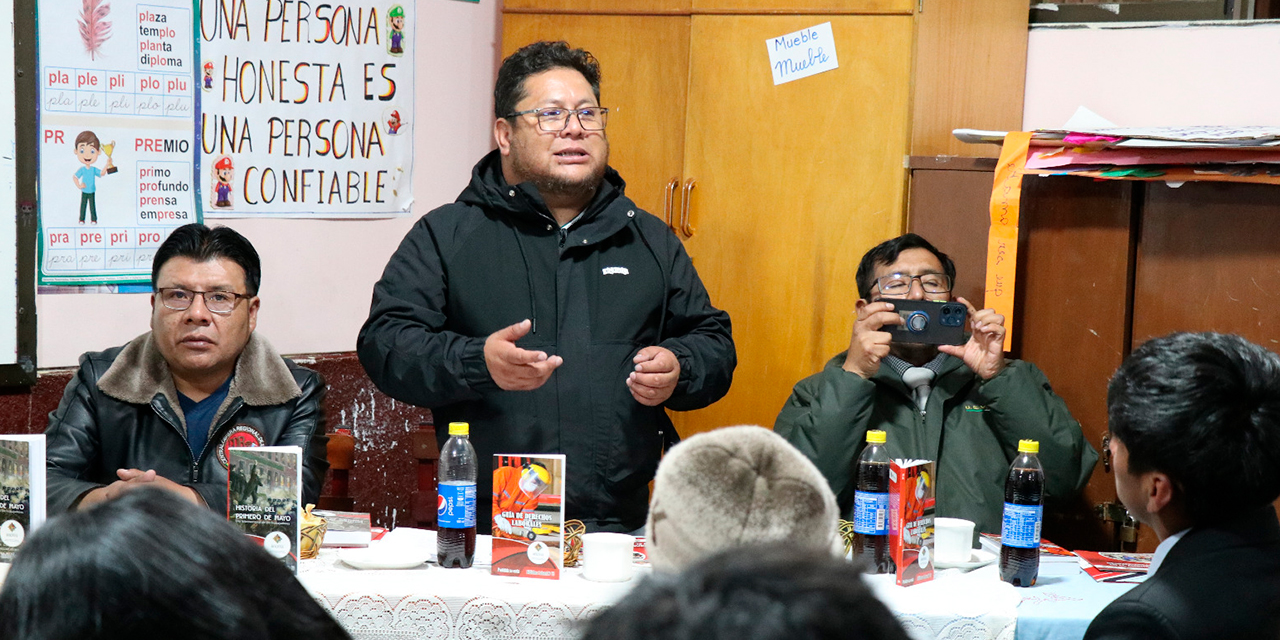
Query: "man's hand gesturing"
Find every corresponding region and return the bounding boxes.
[627,346,680,406]
[484,319,563,391]
[843,300,902,379]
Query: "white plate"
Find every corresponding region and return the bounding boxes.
[934,548,998,570]
[338,547,431,570]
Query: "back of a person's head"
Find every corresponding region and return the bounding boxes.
[580,543,910,640]
[645,425,839,572]
[0,488,350,640]
[1108,332,1280,523]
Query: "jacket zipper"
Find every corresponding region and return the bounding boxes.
[151,398,199,482]
[151,396,244,483]
[198,398,246,471]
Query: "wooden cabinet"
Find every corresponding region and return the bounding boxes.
[691,0,911,12]
[503,2,1026,439]
[675,15,913,430]
[502,0,912,14]
[504,0,691,13]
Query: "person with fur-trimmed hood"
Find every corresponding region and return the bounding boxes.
[44,224,329,514]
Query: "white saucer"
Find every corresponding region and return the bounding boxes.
[934,548,998,570]
[339,547,431,570]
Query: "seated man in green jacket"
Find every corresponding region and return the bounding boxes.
[774,233,1097,536]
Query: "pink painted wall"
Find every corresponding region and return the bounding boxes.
[1024,22,1280,130]
[36,2,504,368]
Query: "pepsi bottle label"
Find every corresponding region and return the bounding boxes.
[438,482,477,528]
[1001,503,1043,549]
[853,490,889,535]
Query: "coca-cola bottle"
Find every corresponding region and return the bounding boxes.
[437,422,477,568]
[853,430,894,574]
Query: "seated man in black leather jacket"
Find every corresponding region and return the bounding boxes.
[44,224,328,514]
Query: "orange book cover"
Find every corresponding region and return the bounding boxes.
[490,454,565,580]
[889,458,935,587]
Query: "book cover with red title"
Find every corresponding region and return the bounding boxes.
[889,458,935,587]
[491,454,565,580]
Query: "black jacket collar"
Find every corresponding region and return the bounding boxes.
[457,149,633,245]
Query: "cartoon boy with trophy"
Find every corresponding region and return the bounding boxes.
[72,131,115,225]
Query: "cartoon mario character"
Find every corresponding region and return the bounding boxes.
[212,155,234,209]
[386,110,402,135]
[387,5,406,55]
[203,61,214,91]
[492,461,551,540]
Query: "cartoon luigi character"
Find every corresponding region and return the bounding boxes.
[388,5,406,55]
[72,131,115,225]
[212,155,234,209]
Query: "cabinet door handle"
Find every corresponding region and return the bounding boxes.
[663,178,678,230]
[680,178,697,238]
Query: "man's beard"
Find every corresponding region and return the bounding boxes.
[509,140,608,202]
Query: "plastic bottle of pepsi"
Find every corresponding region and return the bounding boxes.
[1000,439,1044,587]
[437,422,477,568]
[853,430,894,574]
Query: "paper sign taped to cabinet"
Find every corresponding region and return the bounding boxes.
[766,22,839,86]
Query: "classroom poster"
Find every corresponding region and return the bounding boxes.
[37,0,200,285]
[199,1,414,218]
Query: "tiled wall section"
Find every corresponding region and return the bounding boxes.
[0,352,432,529]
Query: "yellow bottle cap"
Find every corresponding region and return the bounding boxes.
[866,430,887,444]
[448,422,470,436]
[1018,439,1039,454]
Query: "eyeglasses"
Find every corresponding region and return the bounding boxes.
[157,288,253,315]
[503,106,609,132]
[875,272,952,297]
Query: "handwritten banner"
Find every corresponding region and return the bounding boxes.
[200,0,414,218]
[37,0,199,285]
[984,131,1032,352]
[766,22,839,86]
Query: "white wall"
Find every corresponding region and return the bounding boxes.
[1024,21,1280,129]
[37,2,503,368]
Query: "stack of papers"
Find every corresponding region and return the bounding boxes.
[1074,549,1152,584]
[955,109,1280,184]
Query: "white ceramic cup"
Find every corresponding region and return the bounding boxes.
[582,532,635,582]
[933,517,976,564]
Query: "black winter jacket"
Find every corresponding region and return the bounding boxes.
[45,332,329,514]
[358,151,736,531]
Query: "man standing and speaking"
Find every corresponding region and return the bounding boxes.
[358,41,736,533]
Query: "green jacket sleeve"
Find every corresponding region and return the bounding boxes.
[978,360,1099,501]
[773,354,877,510]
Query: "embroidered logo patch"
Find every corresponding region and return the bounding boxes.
[216,424,265,469]
[963,404,988,413]
[602,266,630,276]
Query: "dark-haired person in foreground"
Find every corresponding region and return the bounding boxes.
[358,41,735,532]
[580,543,910,640]
[1084,332,1280,640]
[775,233,1096,536]
[0,488,351,640]
[45,223,328,514]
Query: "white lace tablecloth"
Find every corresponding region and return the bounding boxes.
[301,531,1023,640]
[867,565,1022,640]
[299,533,642,640]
